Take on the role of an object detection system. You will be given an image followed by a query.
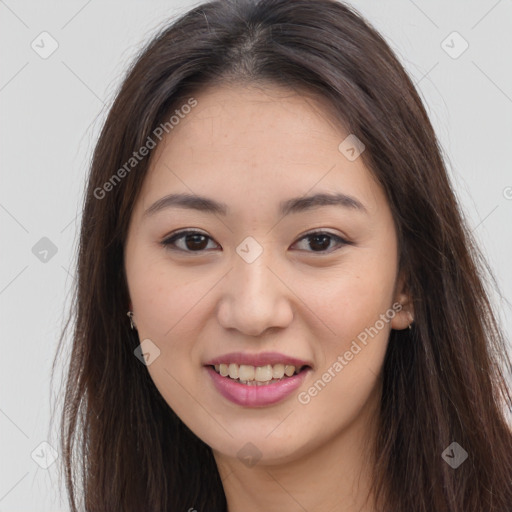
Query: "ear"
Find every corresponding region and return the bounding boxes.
[391,272,414,331]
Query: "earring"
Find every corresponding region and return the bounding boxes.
[127,311,135,330]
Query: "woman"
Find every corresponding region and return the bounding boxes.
[55,0,512,510]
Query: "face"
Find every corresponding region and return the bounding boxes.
[124,83,412,466]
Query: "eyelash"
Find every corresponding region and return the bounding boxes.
[160,229,350,254]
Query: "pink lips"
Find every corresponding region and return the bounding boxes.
[203,351,312,407]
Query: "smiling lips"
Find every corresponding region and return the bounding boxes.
[204,352,312,406]
[204,351,311,384]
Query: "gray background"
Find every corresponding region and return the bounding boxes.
[1,0,511,510]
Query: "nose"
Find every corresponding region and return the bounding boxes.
[216,249,294,337]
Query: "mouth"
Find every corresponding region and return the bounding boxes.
[207,363,311,386]
[203,352,313,406]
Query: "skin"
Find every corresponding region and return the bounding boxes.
[124,83,414,512]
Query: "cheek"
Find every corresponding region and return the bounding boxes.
[127,254,214,424]
[292,270,394,430]
[296,259,396,341]
[295,256,397,394]
[127,246,206,337]
[126,248,222,386]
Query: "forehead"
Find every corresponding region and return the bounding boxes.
[163,83,346,152]
[137,83,386,218]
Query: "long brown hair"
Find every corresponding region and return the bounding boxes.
[53,0,512,510]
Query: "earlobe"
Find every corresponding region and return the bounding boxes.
[391,284,415,331]
[391,308,414,330]
[127,301,137,330]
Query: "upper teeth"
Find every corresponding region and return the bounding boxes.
[214,363,300,381]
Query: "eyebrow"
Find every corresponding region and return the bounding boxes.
[143,192,367,218]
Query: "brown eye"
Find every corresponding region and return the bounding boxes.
[292,231,349,253]
[161,231,219,252]
[307,233,331,251]
[182,233,209,251]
